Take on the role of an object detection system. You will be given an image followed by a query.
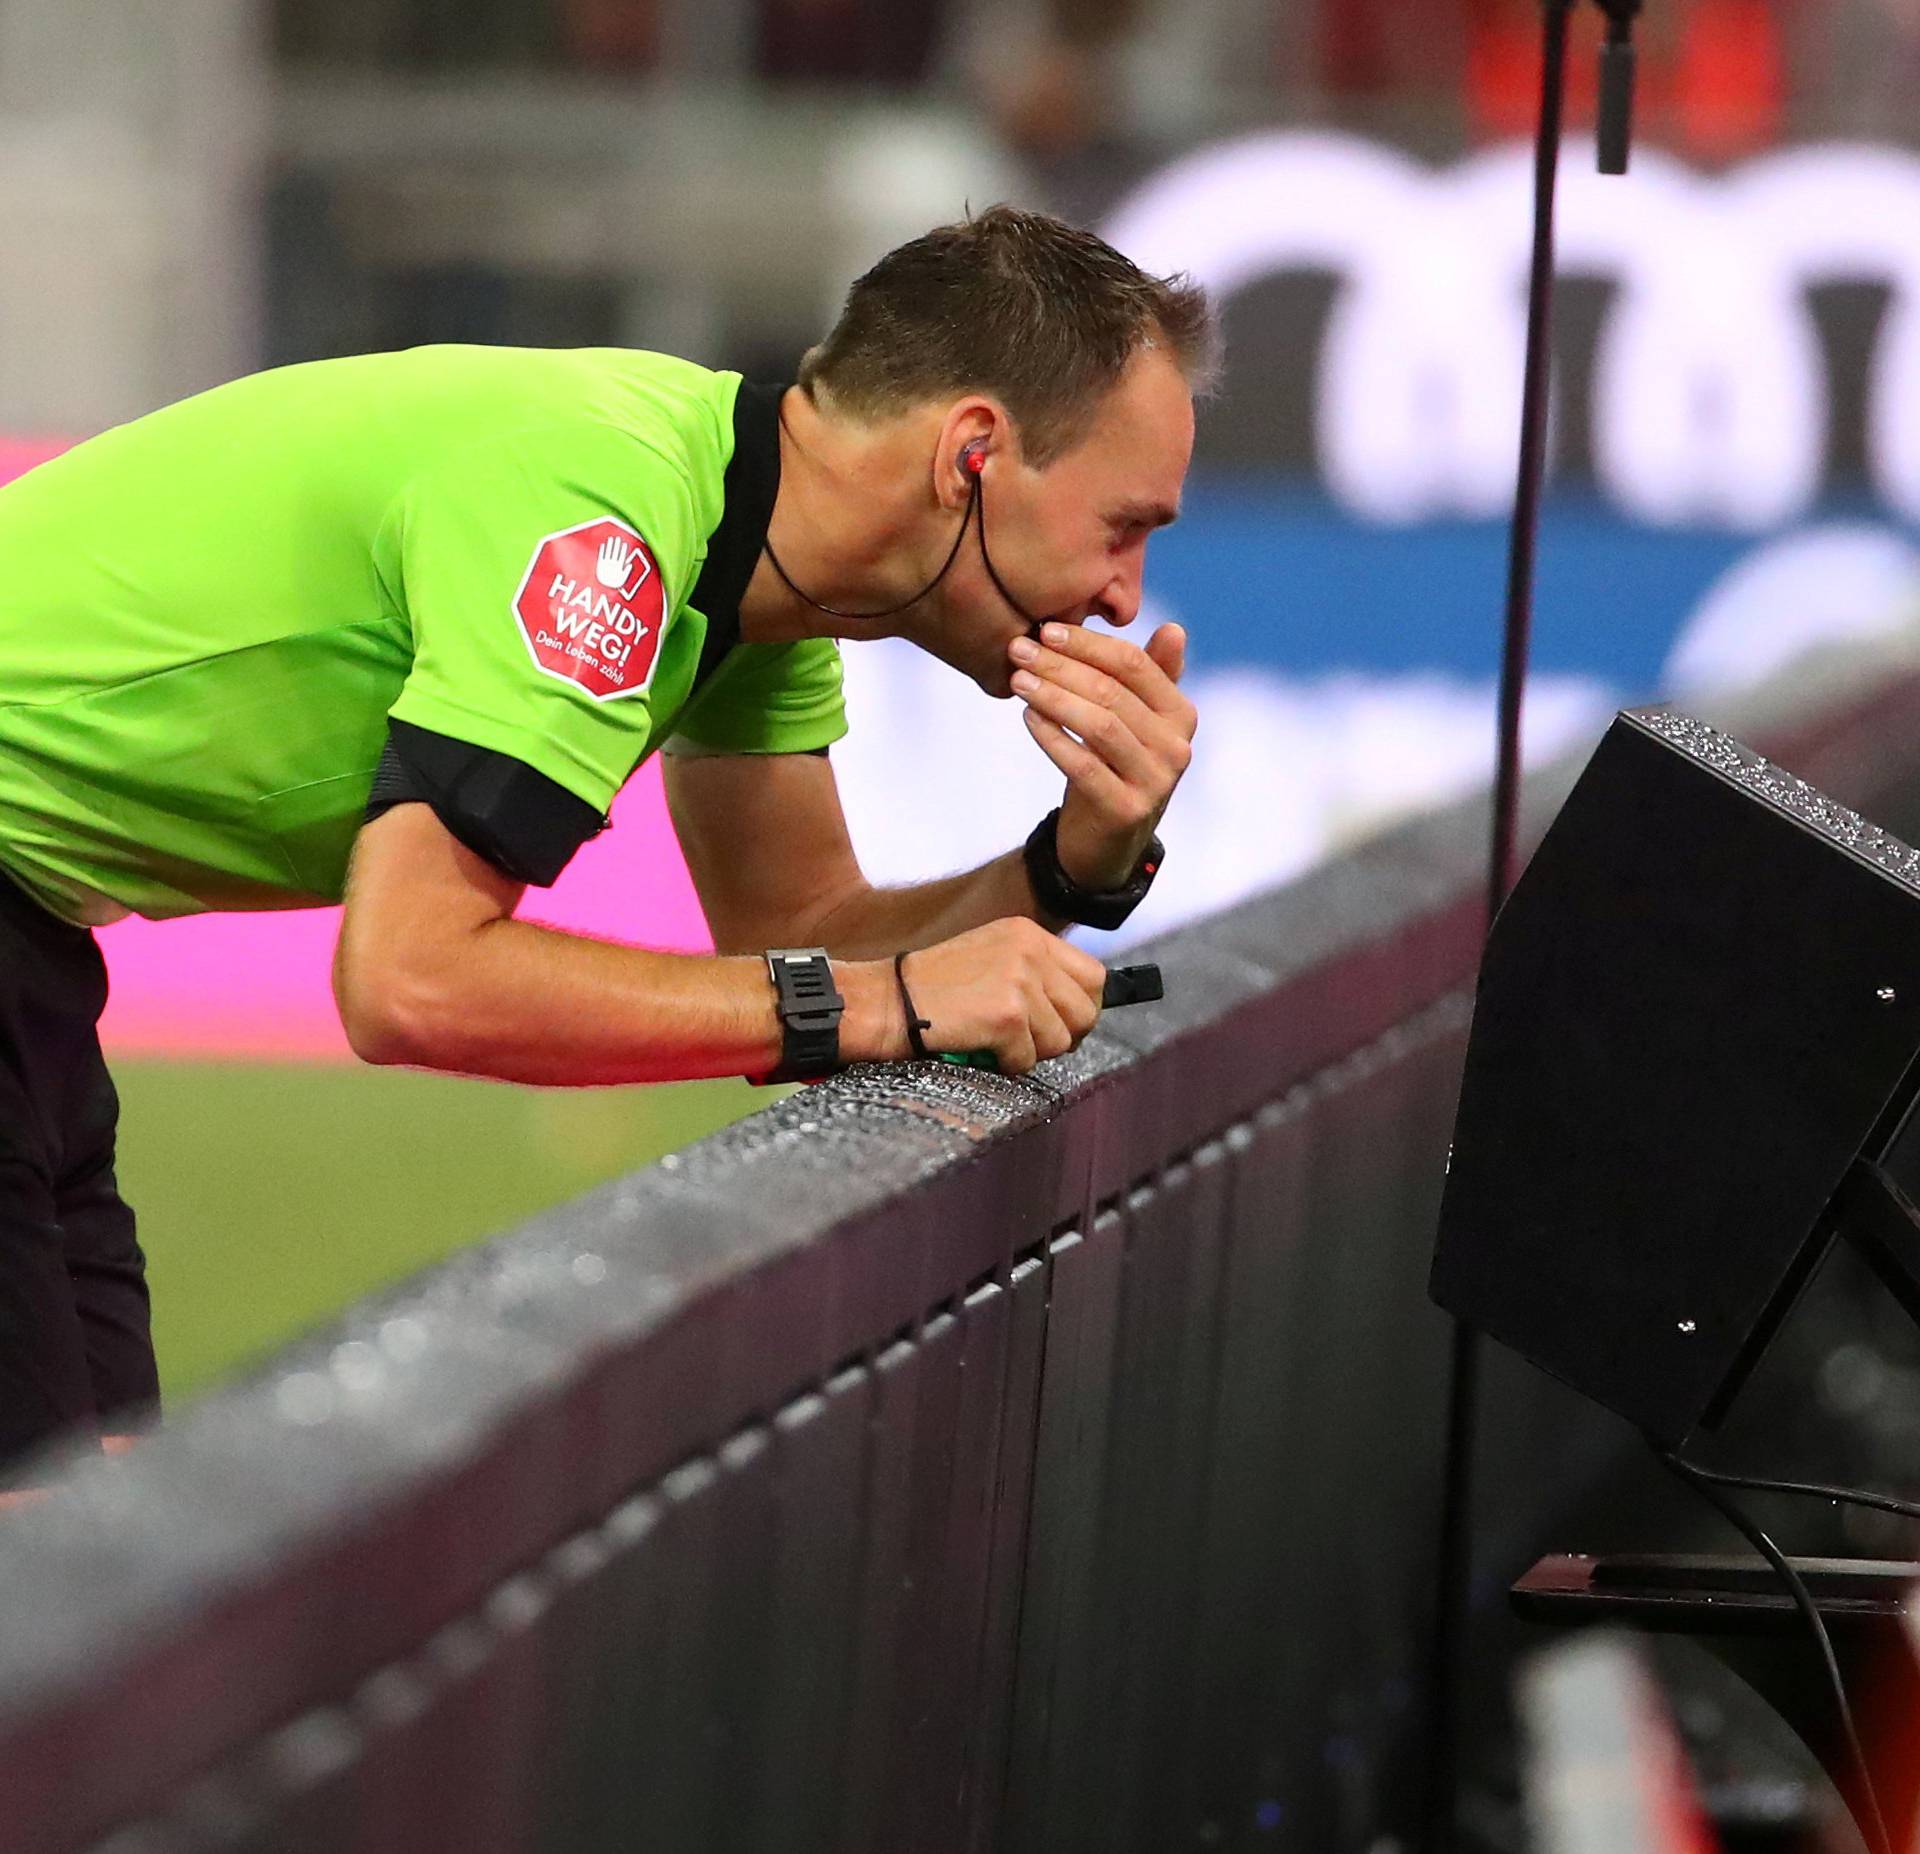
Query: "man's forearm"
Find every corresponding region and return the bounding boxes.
[340,918,908,1085]
[804,848,1069,961]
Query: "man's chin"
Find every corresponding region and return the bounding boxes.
[958,653,1015,699]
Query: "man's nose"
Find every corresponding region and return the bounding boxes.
[1093,565,1143,628]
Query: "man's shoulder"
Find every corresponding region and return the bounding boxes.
[426,345,737,446]
[237,344,739,472]
[393,346,739,497]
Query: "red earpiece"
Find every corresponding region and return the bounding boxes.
[962,445,986,475]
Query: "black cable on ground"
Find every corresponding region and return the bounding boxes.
[1658,1446,1893,1854]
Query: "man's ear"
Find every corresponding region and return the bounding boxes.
[932,398,1004,509]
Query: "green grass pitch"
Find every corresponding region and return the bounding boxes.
[112,1061,772,1404]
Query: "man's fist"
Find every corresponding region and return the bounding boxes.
[845,918,1109,1075]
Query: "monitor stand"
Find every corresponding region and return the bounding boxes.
[1702,1036,1920,1436]
[1513,1552,1920,1850]
[1513,1066,1920,1848]
[1832,1158,1920,1331]
[1513,1144,1920,1849]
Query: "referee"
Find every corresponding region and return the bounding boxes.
[0,206,1210,1484]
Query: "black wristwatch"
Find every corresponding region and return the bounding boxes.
[763,948,845,1082]
[1022,808,1164,931]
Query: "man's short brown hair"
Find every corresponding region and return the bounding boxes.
[798,205,1216,468]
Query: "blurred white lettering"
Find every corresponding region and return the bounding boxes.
[1105,134,1920,530]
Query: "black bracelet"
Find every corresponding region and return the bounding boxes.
[894,950,934,1060]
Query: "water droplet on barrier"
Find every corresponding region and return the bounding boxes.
[1637,710,1920,896]
[1677,1319,1697,1334]
[379,1316,427,1363]
[330,1340,383,1393]
[277,1373,335,1426]
[572,1253,608,1286]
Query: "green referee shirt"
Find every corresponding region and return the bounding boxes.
[0,346,846,925]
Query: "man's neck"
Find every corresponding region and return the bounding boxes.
[737,388,942,645]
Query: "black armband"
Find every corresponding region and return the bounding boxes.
[364,720,607,886]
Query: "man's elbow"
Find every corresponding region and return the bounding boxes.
[337,983,428,1069]
[335,955,460,1070]
[339,998,418,1069]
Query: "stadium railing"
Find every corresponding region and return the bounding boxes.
[5,640,1920,1853]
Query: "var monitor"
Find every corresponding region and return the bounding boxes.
[1430,709,1920,1446]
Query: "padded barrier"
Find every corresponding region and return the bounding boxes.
[6,643,1920,1853]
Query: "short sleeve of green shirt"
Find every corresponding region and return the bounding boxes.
[664,637,849,756]
[384,422,701,813]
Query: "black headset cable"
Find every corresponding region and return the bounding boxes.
[761,448,1046,630]
[762,468,981,621]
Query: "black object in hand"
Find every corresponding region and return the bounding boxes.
[1101,964,1164,1010]
[938,963,1166,1072]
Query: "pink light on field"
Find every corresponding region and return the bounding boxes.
[10,430,713,1061]
[98,759,713,1061]
[0,438,67,485]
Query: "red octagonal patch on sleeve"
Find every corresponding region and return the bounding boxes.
[512,517,667,702]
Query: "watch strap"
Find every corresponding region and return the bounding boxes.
[764,948,844,1082]
[1022,809,1163,931]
